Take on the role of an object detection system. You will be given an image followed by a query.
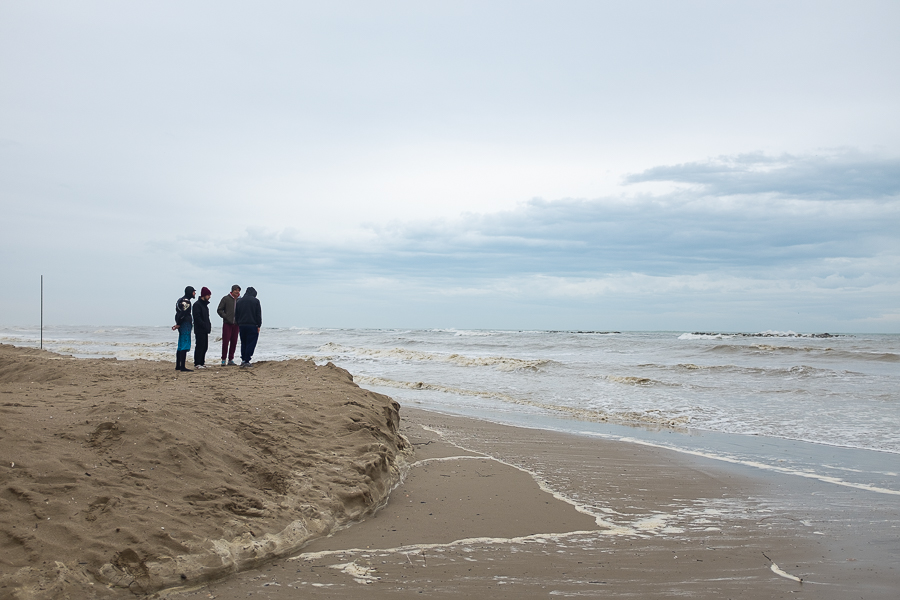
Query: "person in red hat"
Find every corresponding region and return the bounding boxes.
[191,287,213,369]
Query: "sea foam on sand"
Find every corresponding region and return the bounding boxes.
[0,344,411,598]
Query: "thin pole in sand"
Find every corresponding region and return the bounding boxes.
[40,275,43,349]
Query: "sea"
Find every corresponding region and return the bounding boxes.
[2,325,899,497]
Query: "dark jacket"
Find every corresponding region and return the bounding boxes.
[192,298,212,335]
[174,294,193,326]
[234,287,262,327]
[216,294,238,324]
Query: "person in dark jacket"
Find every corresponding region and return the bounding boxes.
[172,286,196,372]
[216,284,241,366]
[234,286,262,367]
[192,287,213,369]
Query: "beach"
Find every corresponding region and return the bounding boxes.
[190,408,899,599]
[1,344,898,598]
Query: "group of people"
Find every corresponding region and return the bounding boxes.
[172,284,263,372]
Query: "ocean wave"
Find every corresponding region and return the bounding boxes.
[606,375,658,386]
[706,344,898,363]
[0,334,32,342]
[544,330,622,335]
[749,344,833,352]
[679,331,840,340]
[643,362,852,379]
[316,343,553,371]
[52,346,116,356]
[4,337,172,349]
[115,350,173,361]
[707,344,830,355]
[354,375,691,428]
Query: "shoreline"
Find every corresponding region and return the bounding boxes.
[379,396,900,497]
[2,345,898,598]
[187,408,900,599]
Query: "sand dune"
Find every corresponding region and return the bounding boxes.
[0,344,410,598]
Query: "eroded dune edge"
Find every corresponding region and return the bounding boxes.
[0,344,412,598]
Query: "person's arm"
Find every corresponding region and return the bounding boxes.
[216,296,227,319]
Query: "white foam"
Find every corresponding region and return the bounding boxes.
[330,561,380,584]
[585,433,900,496]
[294,529,610,562]
[358,376,691,428]
[317,343,552,371]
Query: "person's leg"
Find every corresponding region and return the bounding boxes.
[177,324,192,371]
[227,323,239,362]
[239,326,250,363]
[177,350,192,371]
[245,328,259,364]
[201,333,208,366]
[221,324,229,363]
[195,333,208,367]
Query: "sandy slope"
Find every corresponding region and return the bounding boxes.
[0,344,411,599]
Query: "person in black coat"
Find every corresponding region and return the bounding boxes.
[172,286,195,372]
[234,286,262,367]
[192,287,213,368]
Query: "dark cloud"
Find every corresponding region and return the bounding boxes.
[624,152,900,200]
[184,153,900,282]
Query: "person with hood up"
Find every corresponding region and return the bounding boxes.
[234,286,262,368]
[172,286,196,372]
[192,287,213,369]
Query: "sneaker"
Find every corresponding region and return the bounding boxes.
[228,360,237,366]
[221,360,226,366]
[196,365,206,369]
[240,362,251,368]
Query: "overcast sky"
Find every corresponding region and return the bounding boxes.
[2,1,899,332]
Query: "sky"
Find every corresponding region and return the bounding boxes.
[1,1,899,332]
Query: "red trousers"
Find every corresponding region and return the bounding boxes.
[221,323,240,360]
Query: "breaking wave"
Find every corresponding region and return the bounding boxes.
[354,375,690,428]
[605,375,658,386]
[679,331,841,340]
[317,343,553,371]
[705,344,898,362]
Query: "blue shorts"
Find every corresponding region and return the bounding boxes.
[177,323,192,351]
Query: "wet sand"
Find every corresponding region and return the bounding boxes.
[1,344,897,599]
[182,410,899,599]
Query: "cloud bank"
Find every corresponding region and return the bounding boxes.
[175,151,900,330]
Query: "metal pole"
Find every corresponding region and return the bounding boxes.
[41,275,43,350]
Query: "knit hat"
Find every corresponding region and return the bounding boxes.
[201,286,212,297]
